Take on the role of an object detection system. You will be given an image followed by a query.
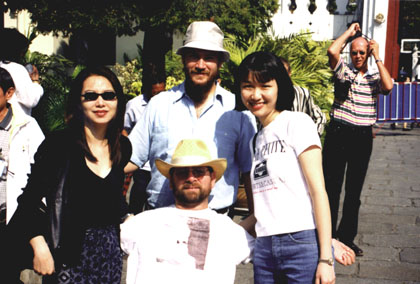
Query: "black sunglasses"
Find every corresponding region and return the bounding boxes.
[172,167,211,180]
[81,92,117,101]
[351,51,366,56]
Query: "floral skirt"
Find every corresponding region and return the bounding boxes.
[43,225,122,284]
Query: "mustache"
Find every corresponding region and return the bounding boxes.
[181,182,202,189]
[191,70,209,75]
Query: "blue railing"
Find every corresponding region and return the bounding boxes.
[377,82,420,123]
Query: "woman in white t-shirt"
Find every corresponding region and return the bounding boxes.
[236,51,335,284]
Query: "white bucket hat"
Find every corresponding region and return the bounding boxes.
[176,21,230,62]
[155,139,227,181]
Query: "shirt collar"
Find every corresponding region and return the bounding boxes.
[348,61,375,76]
[0,104,13,130]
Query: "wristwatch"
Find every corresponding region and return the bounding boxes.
[319,258,334,266]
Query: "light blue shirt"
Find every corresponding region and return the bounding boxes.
[124,94,149,134]
[124,94,151,171]
[128,82,256,209]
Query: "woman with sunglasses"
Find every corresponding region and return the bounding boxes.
[236,51,335,284]
[10,66,132,283]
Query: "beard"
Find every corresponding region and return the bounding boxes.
[170,180,210,207]
[184,67,219,104]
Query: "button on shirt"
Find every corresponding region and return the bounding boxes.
[128,82,256,210]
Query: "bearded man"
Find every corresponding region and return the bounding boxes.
[121,139,254,284]
[125,21,255,216]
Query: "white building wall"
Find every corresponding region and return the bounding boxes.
[362,0,389,67]
[116,31,144,64]
[271,0,389,69]
[271,0,356,41]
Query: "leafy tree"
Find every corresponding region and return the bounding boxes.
[4,0,141,36]
[3,0,278,84]
[138,0,279,41]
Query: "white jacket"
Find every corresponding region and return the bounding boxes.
[0,61,44,115]
[5,104,44,223]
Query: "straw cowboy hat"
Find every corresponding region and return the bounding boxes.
[155,139,227,181]
[176,21,230,62]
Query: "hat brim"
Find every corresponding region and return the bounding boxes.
[177,43,230,62]
[155,158,227,181]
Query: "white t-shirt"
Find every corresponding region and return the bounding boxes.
[121,206,254,284]
[250,111,321,237]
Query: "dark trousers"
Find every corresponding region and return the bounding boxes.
[128,169,151,214]
[322,121,373,243]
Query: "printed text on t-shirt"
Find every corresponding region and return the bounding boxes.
[254,140,286,160]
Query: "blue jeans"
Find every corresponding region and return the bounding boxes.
[253,229,319,284]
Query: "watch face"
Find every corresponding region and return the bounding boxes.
[320,258,334,265]
[328,258,334,265]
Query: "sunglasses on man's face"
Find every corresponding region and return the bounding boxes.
[81,92,117,101]
[351,51,366,56]
[172,167,210,180]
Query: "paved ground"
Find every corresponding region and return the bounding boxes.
[332,124,420,283]
[21,124,420,283]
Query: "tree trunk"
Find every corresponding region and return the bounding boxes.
[142,25,173,84]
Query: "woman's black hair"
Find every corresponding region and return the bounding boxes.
[66,66,126,164]
[235,51,295,112]
[0,67,15,92]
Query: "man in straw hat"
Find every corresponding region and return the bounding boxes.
[121,139,255,284]
[125,21,255,215]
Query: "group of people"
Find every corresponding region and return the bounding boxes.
[0,19,393,284]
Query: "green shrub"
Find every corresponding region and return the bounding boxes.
[116,49,185,97]
[114,58,143,100]
[221,31,334,121]
[26,51,75,134]
[165,51,184,84]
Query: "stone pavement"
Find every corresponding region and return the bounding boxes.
[332,124,420,283]
[21,124,420,283]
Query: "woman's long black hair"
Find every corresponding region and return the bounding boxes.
[66,66,126,165]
